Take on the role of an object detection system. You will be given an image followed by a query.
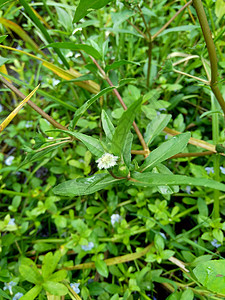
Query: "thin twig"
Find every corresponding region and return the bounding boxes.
[0,75,68,131]
[89,56,150,158]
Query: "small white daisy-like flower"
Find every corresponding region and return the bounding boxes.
[96,153,118,169]
[81,242,94,251]
[3,281,17,295]
[111,214,122,227]
[5,155,14,166]
[12,292,24,300]
[70,282,80,294]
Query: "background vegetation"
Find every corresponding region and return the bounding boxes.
[0,0,225,299]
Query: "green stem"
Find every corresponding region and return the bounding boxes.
[0,189,30,197]
[192,0,225,114]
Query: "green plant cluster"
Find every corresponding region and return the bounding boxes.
[0,0,225,299]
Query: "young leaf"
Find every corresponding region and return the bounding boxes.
[140,132,191,172]
[101,110,115,141]
[70,86,115,129]
[95,259,109,278]
[0,35,7,43]
[43,42,102,60]
[105,60,140,72]
[19,285,42,300]
[73,0,111,23]
[144,114,171,146]
[130,172,225,192]
[42,281,68,296]
[0,56,9,66]
[111,98,142,156]
[19,257,43,284]
[53,174,124,196]
[42,251,61,280]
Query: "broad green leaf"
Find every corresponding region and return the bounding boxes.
[180,289,194,300]
[101,110,115,141]
[111,98,142,156]
[48,270,67,282]
[122,132,133,168]
[56,7,72,32]
[130,172,225,192]
[71,86,115,129]
[42,281,68,296]
[73,0,111,23]
[0,288,10,299]
[0,56,8,66]
[144,114,171,146]
[215,0,225,22]
[20,285,42,300]
[105,60,140,72]
[19,257,43,284]
[18,0,69,68]
[44,42,102,60]
[0,35,7,43]
[95,259,109,278]
[53,174,124,196]
[193,260,225,294]
[42,251,61,280]
[141,132,191,172]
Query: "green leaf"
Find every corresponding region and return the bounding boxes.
[141,132,191,172]
[0,288,11,299]
[193,260,225,294]
[101,110,115,141]
[48,270,68,282]
[158,25,199,37]
[180,289,194,300]
[53,174,124,196]
[44,42,102,60]
[20,285,42,300]
[130,172,225,192]
[144,114,172,146]
[0,35,8,43]
[105,60,140,72]
[111,98,142,156]
[42,281,68,296]
[153,163,179,194]
[95,259,109,278]
[71,86,115,129]
[73,0,111,23]
[0,56,9,66]
[42,251,61,280]
[19,257,43,284]
[18,0,69,68]
[122,132,133,168]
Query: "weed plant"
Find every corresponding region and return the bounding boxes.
[0,0,225,299]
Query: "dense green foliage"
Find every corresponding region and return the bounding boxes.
[0,0,225,299]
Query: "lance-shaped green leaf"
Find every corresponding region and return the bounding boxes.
[53,174,124,196]
[130,172,225,192]
[42,251,61,280]
[144,114,171,146]
[141,132,191,172]
[101,110,115,141]
[19,285,42,300]
[105,60,140,72]
[73,0,111,23]
[111,98,142,156]
[43,42,102,60]
[122,132,133,168]
[19,257,43,284]
[71,86,115,129]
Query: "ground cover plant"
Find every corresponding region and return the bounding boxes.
[0,0,225,299]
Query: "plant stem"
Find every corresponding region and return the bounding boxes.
[0,75,68,131]
[192,0,225,114]
[173,68,209,85]
[90,56,150,157]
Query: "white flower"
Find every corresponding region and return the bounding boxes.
[111,214,122,227]
[52,79,60,86]
[8,218,16,226]
[96,153,118,169]
[3,281,17,295]
[81,242,94,251]
[70,282,80,294]
[205,167,214,174]
[13,292,24,300]
[5,155,14,166]
[220,166,225,174]
[48,137,54,140]
[211,239,221,248]
[25,121,33,128]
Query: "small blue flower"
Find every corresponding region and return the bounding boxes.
[12,292,24,300]
[205,167,214,175]
[8,218,16,226]
[3,281,17,295]
[5,156,14,166]
[220,166,225,174]
[111,214,122,227]
[185,186,191,194]
[211,239,221,248]
[70,282,80,294]
[81,242,94,251]
[165,134,168,140]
